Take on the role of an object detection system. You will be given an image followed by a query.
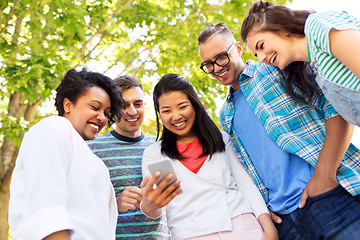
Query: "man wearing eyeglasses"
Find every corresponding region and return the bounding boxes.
[198,22,360,240]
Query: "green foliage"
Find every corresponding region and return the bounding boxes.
[0,113,31,146]
[0,0,290,144]
[1,2,292,236]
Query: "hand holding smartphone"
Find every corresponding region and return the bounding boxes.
[147,159,179,188]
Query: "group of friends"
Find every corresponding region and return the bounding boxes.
[7,1,360,239]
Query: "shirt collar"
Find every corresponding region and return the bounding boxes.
[110,130,144,142]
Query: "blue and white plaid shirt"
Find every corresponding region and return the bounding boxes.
[220,60,360,203]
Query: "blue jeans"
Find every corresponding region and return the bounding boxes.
[316,74,360,127]
[274,185,360,240]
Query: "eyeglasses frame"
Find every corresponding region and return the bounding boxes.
[200,42,236,74]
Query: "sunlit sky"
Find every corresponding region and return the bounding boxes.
[287,0,360,147]
[287,0,360,17]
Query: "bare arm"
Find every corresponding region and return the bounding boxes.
[43,230,71,240]
[300,115,353,207]
[329,29,360,79]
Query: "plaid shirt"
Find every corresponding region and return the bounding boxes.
[220,60,360,203]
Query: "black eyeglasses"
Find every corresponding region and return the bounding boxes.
[200,42,235,74]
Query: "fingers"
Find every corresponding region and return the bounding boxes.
[141,172,161,196]
[156,172,177,192]
[124,186,142,196]
[117,186,142,212]
[142,172,181,206]
[140,176,150,188]
[117,197,139,212]
[269,209,282,224]
[299,190,308,209]
[162,182,182,205]
[140,172,182,218]
[155,174,182,206]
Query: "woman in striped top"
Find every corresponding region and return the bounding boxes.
[240,0,360,127]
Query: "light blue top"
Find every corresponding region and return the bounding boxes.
[221,60,360,202]
[232,89,314,214]
[305,11,360,126]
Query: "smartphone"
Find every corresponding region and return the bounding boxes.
[147,158,178,187]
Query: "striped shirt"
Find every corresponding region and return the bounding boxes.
[305,11,360,90]
[87,131,171,240]
[220,60,360,203]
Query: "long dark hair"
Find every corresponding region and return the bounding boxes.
[55,68,123,126]
[241,1,319,102]
[153,73,225,160]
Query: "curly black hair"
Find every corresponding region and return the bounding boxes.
[54,68,123,126]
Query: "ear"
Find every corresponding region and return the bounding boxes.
[235,42,243,57]
[63,98,73,114]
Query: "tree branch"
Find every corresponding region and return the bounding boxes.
[79,0,133,53]
[81,34,105,61]
[11,12,23,45]
[0,0,6,25]
[118,45,154,75]
[132,45,155,77]
[0,0,20,34]
[103,47,134,75]
[24,98,42,122]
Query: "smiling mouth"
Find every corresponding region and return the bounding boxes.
[127,118,137,123]
[173,121,185,127]
[215,66,230,78]
[270,53,277,64]
[217,70,228,77]
[89,123,100,131]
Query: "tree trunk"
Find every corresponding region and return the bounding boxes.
[0,91,27,239]
[0,166,13,240]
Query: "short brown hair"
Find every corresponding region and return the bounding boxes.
[198,22,234,45]
[114,75,144,92]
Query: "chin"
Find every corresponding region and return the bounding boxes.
[278,62,290,70]
[85,134,96,141]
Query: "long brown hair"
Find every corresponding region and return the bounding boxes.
[241,1,318,102]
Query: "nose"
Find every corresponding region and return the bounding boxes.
[257,52,267,63]
[126,104,137,116]
[172,111,182,121]
[97,112,107,123]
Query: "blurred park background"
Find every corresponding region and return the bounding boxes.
[1,0,359,239]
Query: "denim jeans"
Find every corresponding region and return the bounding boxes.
[274,185,360,240]
[316,74,360,127]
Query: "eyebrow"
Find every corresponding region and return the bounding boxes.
[160,105,169,110]
[123,99,143,104]
[202,50,228,64]
[90,100,101,104]
[90,100,110,109]
[177,100,189,106]
[160,100,188,109]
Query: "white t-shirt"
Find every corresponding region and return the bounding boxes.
[142,131,268,240]
[9,116,117,240]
